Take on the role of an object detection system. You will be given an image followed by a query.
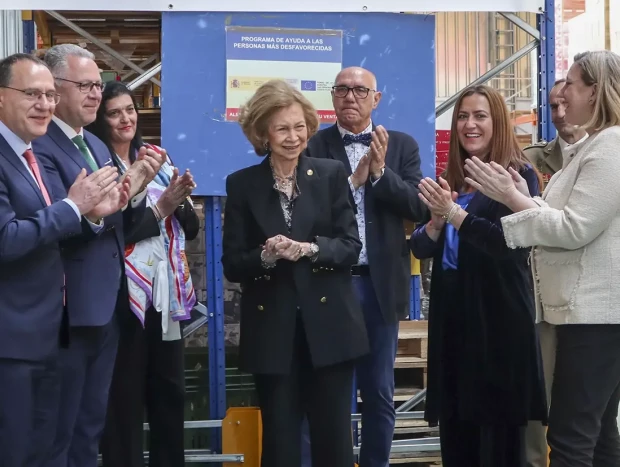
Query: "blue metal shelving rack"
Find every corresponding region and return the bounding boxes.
[21,4,557,460]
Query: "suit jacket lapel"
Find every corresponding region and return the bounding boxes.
[249,157,289,238]
[0,135,47,206]
[84,131,108,169]
[290,156,317,241]
[47,120,93,173]
[324,124,352,175]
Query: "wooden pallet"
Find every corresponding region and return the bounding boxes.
[396,320,429,390]
[394,419,439,436]
[398,320,428,358]
[357,386,424,403]
[390,454,442,465]
[357,320,439,465]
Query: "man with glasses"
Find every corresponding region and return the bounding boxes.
[0,53,126,467]
[305,66,426,467]
[31,44,163,467]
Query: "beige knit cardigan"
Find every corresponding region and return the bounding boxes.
[501,126,620,325]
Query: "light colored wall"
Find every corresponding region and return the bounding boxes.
[0,10,23,59]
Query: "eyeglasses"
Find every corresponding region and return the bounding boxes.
[332,85,375,99]
[55,78,103,94]
[0,86,61,104]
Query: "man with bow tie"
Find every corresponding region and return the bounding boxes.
[305,66,426,467]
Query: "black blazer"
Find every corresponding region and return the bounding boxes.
[306,124,426,322]
[222,155,369,375]
[410,167,548,426]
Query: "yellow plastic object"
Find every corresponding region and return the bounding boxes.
[411,253,421,276]
[222,407,262,467]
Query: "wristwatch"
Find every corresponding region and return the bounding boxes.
[301,242,320,262]
[308,242,319,257]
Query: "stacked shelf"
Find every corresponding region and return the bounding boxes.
[393,320,441,466]
[356,319,440,465]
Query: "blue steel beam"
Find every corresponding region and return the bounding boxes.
[22,15,35,54]
[538,0,557,142]
[205,197,226,461]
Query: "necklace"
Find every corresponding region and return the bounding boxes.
[273,173,295,192]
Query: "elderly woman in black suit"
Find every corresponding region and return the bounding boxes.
[222,79,368,467]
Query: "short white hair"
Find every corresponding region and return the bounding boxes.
[43,44,95,78]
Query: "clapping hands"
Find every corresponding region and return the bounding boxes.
[464,157,530,203]
[262,235,306,264]
[156,168,197,218]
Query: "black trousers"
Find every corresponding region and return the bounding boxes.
[254,314,355,467]
[100,306,186,467]
[548,324,620,467]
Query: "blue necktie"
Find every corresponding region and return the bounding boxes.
[343,133,372,146]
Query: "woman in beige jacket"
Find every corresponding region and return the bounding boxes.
[464,50,620,467]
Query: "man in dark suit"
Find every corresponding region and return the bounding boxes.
[32,44,162,467]
[0,53,127,467]
[305,66,426,467]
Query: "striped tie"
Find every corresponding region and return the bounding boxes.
[72,135,99,171]
[23,149,66,306]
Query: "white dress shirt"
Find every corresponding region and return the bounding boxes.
[339,121,383,265]
[52,116,147,211]
[0,120,81,219]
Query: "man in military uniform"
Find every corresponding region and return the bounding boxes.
[523,78,588,184]
[523,78,588,467]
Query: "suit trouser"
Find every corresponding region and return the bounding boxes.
[100,306,186,467]
[0,357,60,467]
[256,313,355,467]
[301,275,399,467]
[44,319,119,467]
[547,324,620,467]
[525,321,557,467]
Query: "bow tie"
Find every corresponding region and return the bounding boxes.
[343,133,372,147]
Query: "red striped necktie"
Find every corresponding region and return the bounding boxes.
[23,149,52,206]
[23,148,65,305]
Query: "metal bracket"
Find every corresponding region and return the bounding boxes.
[435,11,542,117]
[182,302,208,339]
[121,53,159,81]
[127,62,161,90]
[436,41,538,117]
[395,388,427,413]
[499,12,540,40]
[44,10,162,87]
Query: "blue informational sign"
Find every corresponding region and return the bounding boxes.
[161,12,436,195]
